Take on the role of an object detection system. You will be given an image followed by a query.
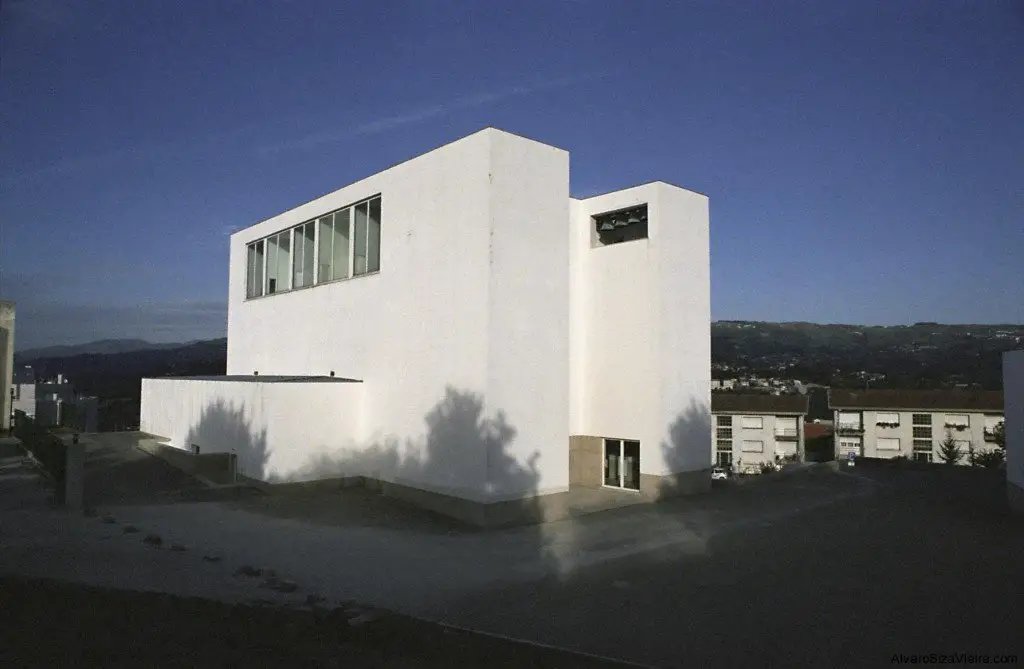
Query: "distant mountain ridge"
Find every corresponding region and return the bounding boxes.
[9,322,1021,432]
[15,322,1024,363]
[15,338,203,361]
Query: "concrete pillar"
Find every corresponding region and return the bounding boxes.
[1004,350,1024,515]
[0,301,14,432]
[64,442,85,511]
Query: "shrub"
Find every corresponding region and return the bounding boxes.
[972,449,1005,469]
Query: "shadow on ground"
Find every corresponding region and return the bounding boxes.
[82,434,208,507]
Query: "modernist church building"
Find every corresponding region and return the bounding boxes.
[141,127,712,525]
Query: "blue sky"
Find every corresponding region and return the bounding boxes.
[1,0,1022,349]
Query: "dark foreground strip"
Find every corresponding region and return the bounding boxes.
[0,576,631,668]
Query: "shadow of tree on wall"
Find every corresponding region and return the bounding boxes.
[280,387,548,523]
[657,398,713,500]
[195,385,553,532]
[184,398,269,481]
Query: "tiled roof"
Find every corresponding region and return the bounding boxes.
[804,423,833,440]
[828,389,1003,412]
[711,393,809,414]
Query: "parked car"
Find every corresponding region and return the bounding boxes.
[711,466,729,481]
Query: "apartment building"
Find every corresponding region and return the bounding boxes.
[1004,351,1023,514]
[11,369,98,432]
[712,393,808,473]
[142,127,712,526]
[11,366,35,419]
[829,389,1004,463]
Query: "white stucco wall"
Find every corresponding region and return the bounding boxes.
[141,378,363,482]
[12,383,35,419]
[569,183,711,477]
[485,130,571,496]
[225,129,571,502]
[1004,351,1024,500]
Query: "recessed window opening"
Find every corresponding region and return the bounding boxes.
[604,439,640,491]
[592,204,648,247]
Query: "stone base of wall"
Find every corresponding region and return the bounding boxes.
[568,435,603,488]
[381,480,571,528]
[639,468,712,500]
[1009,479,1024,516]
[135,436,236,485]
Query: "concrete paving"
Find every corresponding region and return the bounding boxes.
[2,451,1021,667]
[75,431,210,506]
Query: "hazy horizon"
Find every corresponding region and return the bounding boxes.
[12,318,1023,354]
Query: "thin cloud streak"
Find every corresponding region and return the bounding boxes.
[258,70,617,155]
[1,71,615,186]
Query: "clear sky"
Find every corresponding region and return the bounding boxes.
[1,0,1022,349]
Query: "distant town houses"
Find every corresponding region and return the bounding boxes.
[711,376,809,395]
[712,394,809,475]
[828,388,1004,465]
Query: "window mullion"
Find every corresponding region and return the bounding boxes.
[349,209,356,279]
[311,220,320,286]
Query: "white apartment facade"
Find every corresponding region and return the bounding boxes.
[1004,351,1023,514]
[712,394,808,473]
[11,366,35,419]
[142,128,712,526]
[829,389,1004,464]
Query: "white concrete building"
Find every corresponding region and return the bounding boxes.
[1,301,13,431]
[11,366,36,420]
[1004,351,1024,514]
[142,128,712,526]
[829,389,1004,464]
[711,394,808,473]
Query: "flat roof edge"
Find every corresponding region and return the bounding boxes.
[144,375,363,383]
[232,126,568,237]
[573,180,709,201]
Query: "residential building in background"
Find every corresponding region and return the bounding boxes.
[11,366,36,419]
[712,393,808,473]
[142,127,712,526]
[829,389,1004,464]
[1004,351,1023,514]
[13,369,98,432]
[0,301,13,431]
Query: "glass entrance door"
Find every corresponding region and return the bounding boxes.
[604,439,640,491]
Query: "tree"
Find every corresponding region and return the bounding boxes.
[993,421,1005,451]
[937,432,963,465]
[972,422,1006,468]
[973,448,1005,468]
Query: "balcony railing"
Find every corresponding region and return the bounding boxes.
[836,424,864,435]
[774,428,799,440]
